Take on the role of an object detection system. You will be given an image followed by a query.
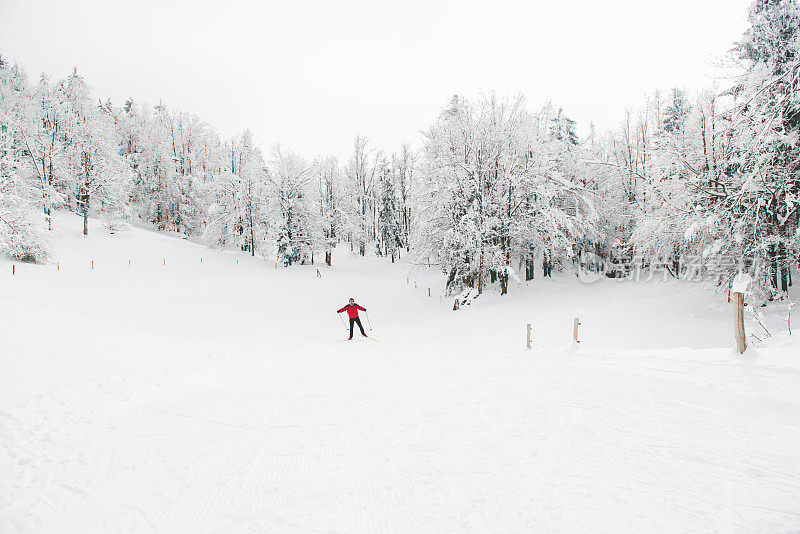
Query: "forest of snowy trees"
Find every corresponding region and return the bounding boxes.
[1,0,798,303]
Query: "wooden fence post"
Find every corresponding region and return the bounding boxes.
[573,317,580,343]
[734,292,746,354]
[428,288,431,297]
[91,260,94,270]
[526,323,532,349]
[12,264,14,275]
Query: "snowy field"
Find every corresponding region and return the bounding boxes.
[1,214,799,533]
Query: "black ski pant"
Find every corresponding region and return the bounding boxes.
[349,317,366,338]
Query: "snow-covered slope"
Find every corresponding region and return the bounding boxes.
[1,213,799,533]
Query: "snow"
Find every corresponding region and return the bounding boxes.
[2,213,800,532]
[732,272,752,293]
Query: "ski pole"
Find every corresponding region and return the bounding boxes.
[365,310,373,330]
[337,312,347,330]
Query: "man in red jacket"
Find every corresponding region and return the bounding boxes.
[337,298,367,339]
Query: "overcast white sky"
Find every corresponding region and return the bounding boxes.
[1,0,751,160]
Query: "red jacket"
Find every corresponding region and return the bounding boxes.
[338,303,365,318]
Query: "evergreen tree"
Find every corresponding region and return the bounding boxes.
[268,147,318,266]
[377,164,403,261]
[662,87,691,133]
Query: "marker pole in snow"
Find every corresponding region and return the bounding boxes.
[733,292,746,354]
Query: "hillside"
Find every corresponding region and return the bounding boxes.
[1,213,799,532]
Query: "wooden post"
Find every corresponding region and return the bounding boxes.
[453,299,460,311]
[129,259,131,267]
[734,292,746,354]
[12,264,14,275]
[573,317,580,343]
[57,263,59,271]
[163,257,166,266]
[91,260,94,270]
[526,323,532,349]
[428,288,431,297]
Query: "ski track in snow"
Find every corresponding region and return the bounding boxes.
[1,214,799,533]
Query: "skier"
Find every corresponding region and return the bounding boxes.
[337,298,367,340]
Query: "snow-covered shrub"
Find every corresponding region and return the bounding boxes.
[0,197,49,262]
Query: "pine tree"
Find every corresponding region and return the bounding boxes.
[718,0,800,296]
[662,88,691,133]
[268,147,318,266]
[377,164,403,262]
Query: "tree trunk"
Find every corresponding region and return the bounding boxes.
[83,199,89,236]
[769,244,778,298]
[779,242,788,293]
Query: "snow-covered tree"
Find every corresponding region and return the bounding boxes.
[377,162,403,261]
[725,0,800,296]
[344,136,380,256]
[316,156,343,266]
[61,68,132,235]
[665,0,800,297]
[205,129,268,255]
[417,94,596,297]
[268,147,318,266]
[392,144,416,251]
[0,59,49,261]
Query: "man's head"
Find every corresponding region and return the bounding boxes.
[349,298,355,303]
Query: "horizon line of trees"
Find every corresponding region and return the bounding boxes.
[1,0,798,303]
